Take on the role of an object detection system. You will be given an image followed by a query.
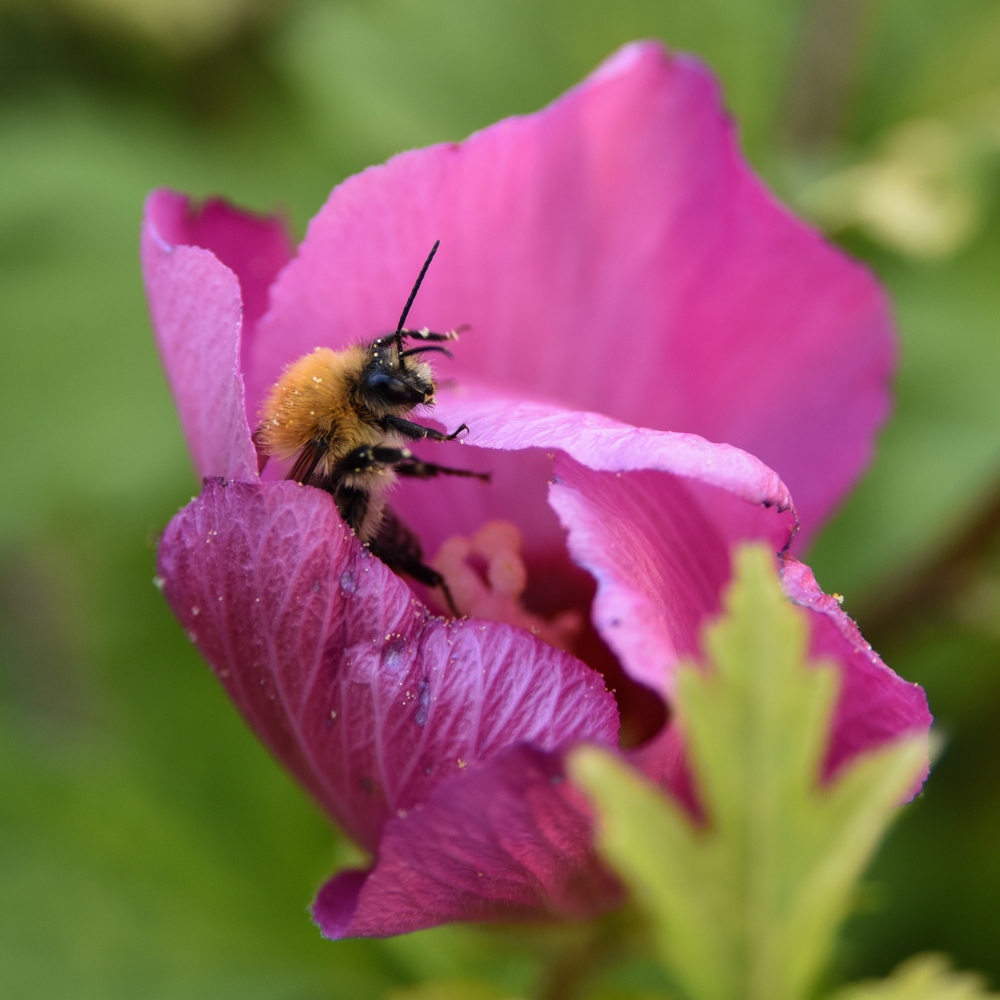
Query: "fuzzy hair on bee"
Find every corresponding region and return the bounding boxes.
[254,241,489,615]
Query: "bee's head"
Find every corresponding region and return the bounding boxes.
[357,239,450,415]
[358,339,435,414]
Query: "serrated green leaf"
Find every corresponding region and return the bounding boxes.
[827,954,997,1000]
[570,545,927,1000]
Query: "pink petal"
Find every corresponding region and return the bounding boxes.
[780,557,931,785]
[547,452,789,696]
[548,455,930,797]
[372,385,796,575]
[436,387,794,510]
[626,724,703,819]
[141,190,294,481]
[313,745,624,939]
[403,388,792,691]
[145,190,294,344]
[312,869,369,939]
[251,41,893,540]
[156,478,619,851]
[360,387,927,788]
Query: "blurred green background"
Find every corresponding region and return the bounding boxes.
[1,1,998,997]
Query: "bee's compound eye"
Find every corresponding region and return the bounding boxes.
[366,370,425,404]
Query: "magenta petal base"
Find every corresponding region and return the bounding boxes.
[157,478,621,931]
[314,745,625,939]
[313,869,370,940]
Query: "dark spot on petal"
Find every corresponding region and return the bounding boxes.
[339,571,357,594]
[360,776,375,794]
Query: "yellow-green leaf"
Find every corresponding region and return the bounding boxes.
[570,545,927,1000]
[828,954,997,1000]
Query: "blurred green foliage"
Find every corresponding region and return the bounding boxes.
[0,1,998,997]
[829,954,996,1000]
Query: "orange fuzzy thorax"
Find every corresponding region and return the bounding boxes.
[258,346,380,474]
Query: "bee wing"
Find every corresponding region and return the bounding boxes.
[251,426,271,475]
[287,440,325,485]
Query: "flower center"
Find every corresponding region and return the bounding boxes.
[430,520,584,652]
[430,519,667,748]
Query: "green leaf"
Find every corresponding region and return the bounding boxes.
[827,954,998,1000]
[570,544,927,1000]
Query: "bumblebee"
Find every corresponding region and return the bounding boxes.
[255,241,488,614]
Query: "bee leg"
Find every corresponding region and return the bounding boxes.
[337,446,375,474]
[398,345,453,360]
[333,444,400,474]
[328,448,479,616]
[398,325,468,342]
[395,460,491,482]
[344,443,490,482]
[370,507,460,617]
[381,415,470,442]
[400,561,460,618]
[331,484,369,534]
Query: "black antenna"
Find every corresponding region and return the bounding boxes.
[396,240,440,337]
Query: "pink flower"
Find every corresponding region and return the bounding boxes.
[142,42,930,939]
